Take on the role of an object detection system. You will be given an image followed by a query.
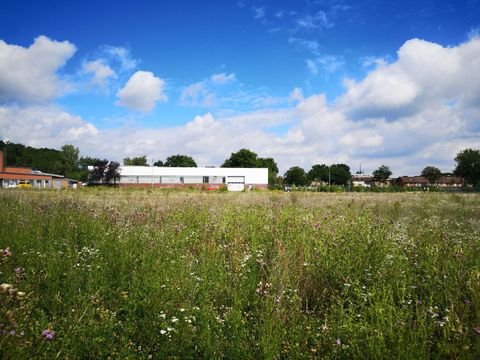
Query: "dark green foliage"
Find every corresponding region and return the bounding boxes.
[454,148,480,186]
[123,155,148,166]
[88,160,120,184]
[153,160,164,167]
[222,149,259,168]
[164,154,197,167]
[308,163,351,185]
[222,149,279,186]
[373,165,392,182]
[421,166,442,184]
[284,166,307,185]
[104,161,121,184]
[0,141,64,174]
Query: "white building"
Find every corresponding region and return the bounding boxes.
[119,166,268,191]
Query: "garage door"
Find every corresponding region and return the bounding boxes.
[227,176,245,192]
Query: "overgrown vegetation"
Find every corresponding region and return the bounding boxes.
[1,190,479,358]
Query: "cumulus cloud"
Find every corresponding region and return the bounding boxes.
[82,59,117,86]
[1,37,479,177]
[0,105,98,149]
[116,71,167,112]
[0,35,76,103]
[338,37,480,119]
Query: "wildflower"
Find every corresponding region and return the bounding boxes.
[1,247,12,257]
[15,267,24,274]
[0,283,13,294]
[160,329,167,335]
[336,338,342,346]
[42,328,55,341]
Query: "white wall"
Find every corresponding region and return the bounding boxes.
[119,166,268,185]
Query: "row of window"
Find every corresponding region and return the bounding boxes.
[1,179,50,188]
[121,175,235,185]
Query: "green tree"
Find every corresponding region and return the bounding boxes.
[124,155,148,166]
[421,166,442,185]
[153,160,164,167]
[308,164,329,183]
[330,164,351,185]
[164,154,197,167]
[61,144,81,179]
[257,157,279,186]
[89,159,109,183]
[454,148,480,186]
[104,161,121,185]
[88,160,120,185]
[284,166,308,186]
[222,149,259,168]
[307,164,351,185]
[373,165,392,184]
[222,149,279,186]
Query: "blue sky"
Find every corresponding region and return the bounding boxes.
[1,0,479,175]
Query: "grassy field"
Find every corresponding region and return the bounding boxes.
[1,189,479,359]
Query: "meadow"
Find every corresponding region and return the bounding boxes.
[0,189,479,359]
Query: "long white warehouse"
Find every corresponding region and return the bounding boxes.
[119,166,268,191]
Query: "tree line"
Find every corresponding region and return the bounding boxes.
[1,141,479,187]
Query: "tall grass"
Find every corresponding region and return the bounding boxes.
[1,189,479,358]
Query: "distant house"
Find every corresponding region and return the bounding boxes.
[118,166,268,191]
[396,175,463,188]
[351,174,375,187]
[0,149,79,189]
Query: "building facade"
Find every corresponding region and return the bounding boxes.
[0,149,78,189]
[119,166,268,191]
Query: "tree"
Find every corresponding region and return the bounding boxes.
[164,154,197,167]
[372,165,392,184]
[153,160,164,167]
[88,159,120,185]
[308,164,329,183]
[307,164,351,185]
[89,159,109,183]
[421,166,442,185]
[222,149,279,186]
[330,164,351,186]
[454,148,480,186]
[222,149,259,168]
[104,161,121,185]
[124,156,148,166]
[284,166,308,186]
[257,157,279,186]
[61,144,80,175]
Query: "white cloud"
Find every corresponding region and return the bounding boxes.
[306,55,344,75]
[82,60,117,86]
[102,46,139,71]
[180,81,216,107]
[181,72,237,107]
[1,37,479,177]
[296,11,333,30]
[0,105,98,149]
[0,35,76,103]
[289,87,304,102]
[252,7,265,19]
[210,72,236,85]
[338,37,480,120]
[116,71,167,112]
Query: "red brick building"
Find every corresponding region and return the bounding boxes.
[0,149,78,189]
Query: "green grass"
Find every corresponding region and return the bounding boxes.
[1,189,480,358]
